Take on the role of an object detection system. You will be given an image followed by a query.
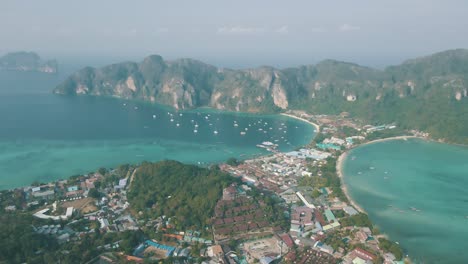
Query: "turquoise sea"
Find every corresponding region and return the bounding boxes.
[343,139,468,264]
[0,69,315,189]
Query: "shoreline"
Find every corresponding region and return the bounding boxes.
[336,151,366,213]
[336,135,424,214]
[280,113,320,132]
[357,135,422,147]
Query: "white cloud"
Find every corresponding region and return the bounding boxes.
[339,23,361,32]
[275,25,289,34]
[217,26,266,34]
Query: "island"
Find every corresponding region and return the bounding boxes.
[0,51,58,73]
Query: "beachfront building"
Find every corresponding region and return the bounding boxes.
[343,206,359,216]
[323,137,346,146]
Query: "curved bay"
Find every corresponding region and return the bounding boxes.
[0,71,315,189]
[343,139,468,263]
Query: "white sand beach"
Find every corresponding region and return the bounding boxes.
[280,113,320,132]
[336,151,366,213]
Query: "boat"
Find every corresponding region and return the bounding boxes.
[240,132,246,135]
[176,123,180,127]
[195,124,199,128]
[152,115,157,119]
[123,103,127,106]
[134,106,138,110]
[234,123,238,127]
[193,129,198,133]
[170,119,174,122]
[214,130,218,134]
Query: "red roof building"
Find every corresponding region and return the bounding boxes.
[351,248,377,261]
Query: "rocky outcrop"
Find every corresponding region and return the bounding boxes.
[271,72,288,109]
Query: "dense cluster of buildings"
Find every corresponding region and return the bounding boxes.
[215,112,409,263]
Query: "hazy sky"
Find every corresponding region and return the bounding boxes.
[1,0,467,68]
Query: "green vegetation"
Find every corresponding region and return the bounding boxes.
[365,127,407,141]
[378,237,404,260]
[226,157,242,166]
[340,213,373,228]
[0,213,58,263]
[320,157,348,203]
[128,160,238,230]
[324,231,347,251]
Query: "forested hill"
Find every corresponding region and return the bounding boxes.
[127,160,237,230]
[54,49,468,144]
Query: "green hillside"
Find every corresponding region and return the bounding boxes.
[54,49,468,144]
[127,160,237,230]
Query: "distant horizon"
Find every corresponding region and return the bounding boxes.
[3,0,468,69]
[2,47,466,70]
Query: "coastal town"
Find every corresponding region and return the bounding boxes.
[0,111,428,264]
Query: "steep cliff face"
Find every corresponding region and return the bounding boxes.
[54,50,468,142]
[55,58,294,112]
[55,50,468,112]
